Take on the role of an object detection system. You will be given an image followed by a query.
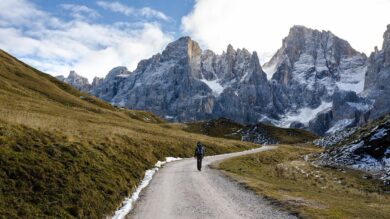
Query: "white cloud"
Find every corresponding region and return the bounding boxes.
[60,4,100,21]
[97,1,170,21]
[0,0,173,81]
[182,0,390,64]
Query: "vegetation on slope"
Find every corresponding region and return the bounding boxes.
[215,145,390,219]
[0,50,257,218]
[184,117,318,144]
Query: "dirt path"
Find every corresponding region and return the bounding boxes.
[128,146,296,219]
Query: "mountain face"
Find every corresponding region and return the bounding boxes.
[58,25,390,136]
[264,26,367,126]
[56,70,91,92]
[89,37,273,123]
[90,66,130,102]
[363,24,390,120]
[308,25,390,135]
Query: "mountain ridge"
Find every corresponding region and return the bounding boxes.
[57,24,390,136]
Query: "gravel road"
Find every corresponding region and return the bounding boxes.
[128,146,297,219]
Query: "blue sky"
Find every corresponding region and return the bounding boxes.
[1,0,389,81]
[31,0,194,35]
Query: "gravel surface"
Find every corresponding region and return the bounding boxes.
[128,146,297,219]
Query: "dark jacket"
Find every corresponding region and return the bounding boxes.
[194,144,205,159]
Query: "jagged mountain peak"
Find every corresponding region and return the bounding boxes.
[67,70,89,83]
[92,76,103,87]
[279,25,361,64]
[58,26,390,136]
[161,36,202,61]
[383,24,390,48]
[363,24,390,121]
[105,66,130,81]
[226,44,235,54]
[68,70,79,77]
[56,70,91,92]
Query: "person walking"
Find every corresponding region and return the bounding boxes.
[194,142,205,171]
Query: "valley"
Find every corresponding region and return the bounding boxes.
[0,50,257,218]
[0,8,389,217]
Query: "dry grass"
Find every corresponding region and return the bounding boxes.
[0,49,257,218]
[184,118,318,144]
[216,145,390,219]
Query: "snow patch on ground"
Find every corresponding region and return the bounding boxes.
[116,99,126,107]
[200,79,224,96]
[351,155,383,173]
[279,101,333,127]
[326,119,354,134]
[314,127,357,147]
[370,128,388,141]
[164,115,174,120]
[112,157,182,219]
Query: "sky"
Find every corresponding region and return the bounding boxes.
[0,0,389,81]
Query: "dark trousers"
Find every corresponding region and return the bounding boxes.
[197,157,203,171]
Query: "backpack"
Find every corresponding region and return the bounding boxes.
[196,145,204,156]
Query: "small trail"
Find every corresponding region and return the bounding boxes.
[128,146,297,219]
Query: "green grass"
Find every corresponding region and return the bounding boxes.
[184,118,318,144]
[0,49,258,218]
[216,145,390,219]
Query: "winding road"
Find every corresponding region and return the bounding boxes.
[128,146,296,219]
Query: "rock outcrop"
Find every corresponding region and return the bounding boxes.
[363,24,390,120]
[316,115,390,181]
[56,71,91,92]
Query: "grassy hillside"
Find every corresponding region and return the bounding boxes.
[215,145,390,219]
[0,50,257,218]
[184,118,318,144]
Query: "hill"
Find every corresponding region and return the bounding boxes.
[0,50,256,218]
[316,113,390,181]
[184,118,318,144]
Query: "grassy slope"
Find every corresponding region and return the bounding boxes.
[215,145,390,219]
[184,118,318,144]
[0,50,257,218]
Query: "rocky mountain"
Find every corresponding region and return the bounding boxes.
[57,25,390,136]
[307,25,390,135]
[316,114,390,181]
[56,70,91,92]
[90,37,273,123]
[362,24,390,120]
[89,66,130,102]
[264,26,368,129]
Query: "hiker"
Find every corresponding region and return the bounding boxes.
[194,142,205,171]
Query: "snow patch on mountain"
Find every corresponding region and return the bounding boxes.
[279,101,333,127]
[337,57,367,93]
[200,79,224,96]
[262,62,277,80]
